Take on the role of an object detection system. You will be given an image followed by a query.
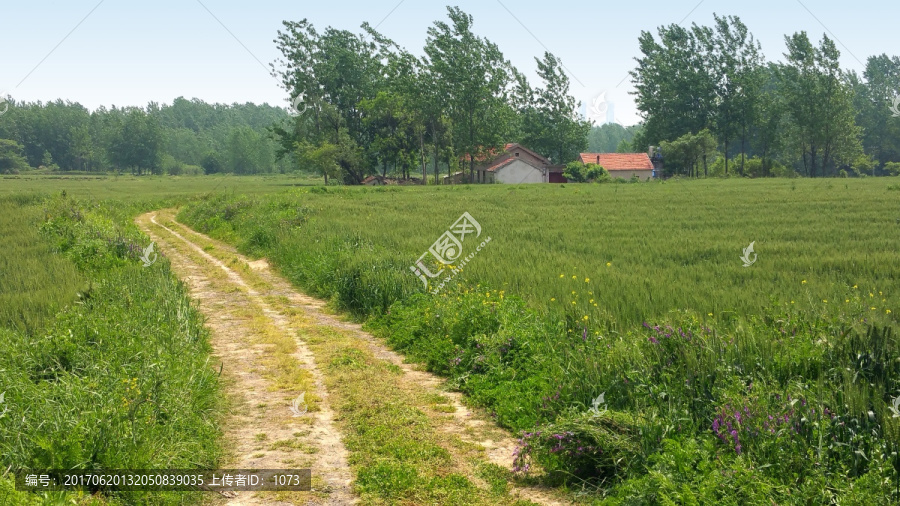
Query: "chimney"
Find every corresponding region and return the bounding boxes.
[596,155,600,165]
[648,146,655,158]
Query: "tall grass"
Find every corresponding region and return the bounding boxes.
[0,194,222,504]
[0,196,84,334]
[180,179,900,326]
[179,178,900,503]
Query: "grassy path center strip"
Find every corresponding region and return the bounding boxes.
[142,209,568,505]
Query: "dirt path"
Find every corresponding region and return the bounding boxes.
[137,210,568,506]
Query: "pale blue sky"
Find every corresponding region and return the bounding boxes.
[1,1,897,125]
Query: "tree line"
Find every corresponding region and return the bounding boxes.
[3,9,898,181]
[271,6,591,184]
[631,14,900,178]
[0,97,291,175]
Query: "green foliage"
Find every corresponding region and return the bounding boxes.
[0,139,31,174]
[201,152,224,175]
[631,14,893,178]
[659,129,718,177]
[178,180,900,502]
[852,155,877,177]
[0,195,222,504]
[107,108,164,175]
[588,123,642,153]
[854,55,900,167]
[563,161,609,183]
[0,196,84,334]
[0,98,288,174]
[885,161,900,176]
[513,411,643,482]
[516,52,591,164]
[777,33,863,177]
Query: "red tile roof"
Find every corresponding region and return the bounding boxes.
[579,153,653,171]
[484,158,518,173]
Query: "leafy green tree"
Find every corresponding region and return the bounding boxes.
[201,152,224,175]
[274,19,400,183]
[631,23,716,151]
[0,139,31,174]
[660,129,718,177]
[521,52,590,163]
[775,32,862,177]
[108,108,163,175]
[588,124,643,153]
[852,54,900,167]
[708,14,765,174]
[425,7,514,182]
[563,161,609,182]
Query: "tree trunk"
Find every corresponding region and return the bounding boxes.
[432,120,440,185]
[810,146,818,178]
[420,130,426,185]
[740,124,746,175]
[724,137,729,175]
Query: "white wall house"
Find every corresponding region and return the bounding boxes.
[474,143,565,184]
[484,158,546,184]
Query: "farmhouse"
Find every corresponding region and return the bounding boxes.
[579,153,656,181]
[472,143,566,184]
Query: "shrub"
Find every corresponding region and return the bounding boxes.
[563,161,609,183]
[513,410,643,482]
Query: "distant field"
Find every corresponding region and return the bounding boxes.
[179,177,900,502]
[181,178,900,324]
[0,173,321,201]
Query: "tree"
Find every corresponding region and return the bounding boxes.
[0,139,31,174]
[853,55,900,167]
[776,33,862,177]
[273,19,396,183]
[588,123,643,153]
[108,108,163,175]
[659,129,718,177]
[522,52,590,163]
[708,14,765,175]
[201,152,224,175]
[631,23,716,151]
[425,7,514,182]
[563,161,609,183]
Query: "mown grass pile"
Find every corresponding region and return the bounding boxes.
[179,178,900,503]
[0,194,221,505]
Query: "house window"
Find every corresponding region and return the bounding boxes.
[515,152,519,157]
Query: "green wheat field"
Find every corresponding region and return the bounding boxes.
[2,175,899,504]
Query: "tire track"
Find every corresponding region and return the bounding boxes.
[140,209,569,506]
[137,212,355,506]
